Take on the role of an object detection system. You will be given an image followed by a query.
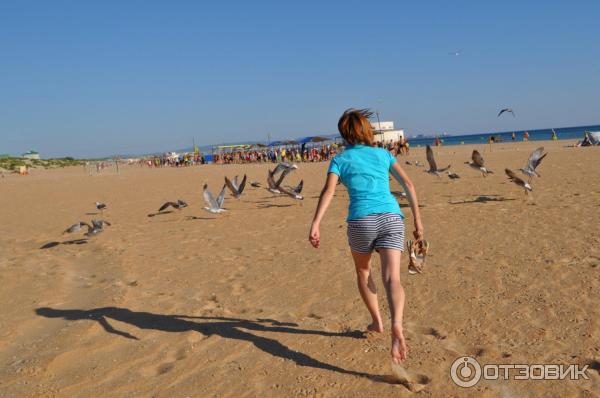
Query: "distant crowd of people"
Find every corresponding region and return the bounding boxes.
[139,138,415,168]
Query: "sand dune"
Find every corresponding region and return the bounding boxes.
[1,140,599,397]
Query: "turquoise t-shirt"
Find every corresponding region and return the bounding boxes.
[328,144,404,221]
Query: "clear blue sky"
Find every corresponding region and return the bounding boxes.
[1,0,599,158]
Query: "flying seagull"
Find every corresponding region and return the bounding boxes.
[225,174,247,198]
[519,147,547,182]
[466,150,493,177]
[497,108,515,117]
[505,168,532,192]
[203,184,227,213]
[272,162,298,176]
[425,145,451,176]
[158,200,188,212]
[281,179,304,200]
[64,219,110,237]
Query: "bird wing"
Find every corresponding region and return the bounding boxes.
[224,176,239,196]
[272,163,285,176]
[237,174,247,195]
[203,185,219,210]
[158,202,175,212]
[275,168,291,187]
[177,199,188,208]
[472,150,485,167]
[267,170,278,189]
[216,184,227,208]
[505,168,524,185]
[527,147,547,170]
[294,179,303,194]
[437,165,451,172]
[426,145,437,171]
[232,175,239,190]
[497,109,505,117]
[278,184,302,199]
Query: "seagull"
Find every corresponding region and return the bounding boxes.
[519,147,548,183]
[279,178,304,200]
[425,145,451,176]
[505,168,532,192]
[272,162,298,176]
[466,150,493,177]
[63,221,92,234]
[91,219,111,229]
[414,161,424,167]
[497,108,515,117]
[203,184,227,213]
[158,200,188,212]
[225,174,247,198]
[447,171,461,179]
[449,49,462,56]
[267,167,294,194]
[405,161,413,166]
[250,181,261,188]
[95,202,107,213]
[285,179,303,196]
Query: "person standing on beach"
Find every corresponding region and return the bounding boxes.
[308,109,423,364]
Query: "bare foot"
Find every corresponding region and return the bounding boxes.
[391,324,408,364]
[367,322,384,333]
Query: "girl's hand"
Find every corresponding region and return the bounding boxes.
[309,223,321,248]
[413,220,424,241]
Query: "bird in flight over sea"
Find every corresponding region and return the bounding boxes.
[203,184,227,213]
[497,108,515,117]
[449,49,462,56]
[425,145,451,176]
[466,150,493,177]
[225,174,247,198]
[505,169,532,192]
[519,147,548,183]
[158,200,188,212]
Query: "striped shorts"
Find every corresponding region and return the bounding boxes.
[347,213,405,254]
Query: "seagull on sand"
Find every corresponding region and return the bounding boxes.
[497,108,515,117]
[95,202,107,214]
[466,150,493,177]
[225,174,247,198]
[425,145,451,176]
[157,200,188,212]
[203,184,227,213]
[250,181,261,188]
[505,169,532,192]
[519,147,548,183]
[447,171,460,179]
[63,221,92,234]
[64,219,110,236]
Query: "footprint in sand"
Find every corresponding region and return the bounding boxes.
[389,362,431,392]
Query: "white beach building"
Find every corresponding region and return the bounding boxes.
[370,121,404,144]
[22,150,40,160]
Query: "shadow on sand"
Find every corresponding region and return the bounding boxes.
[40,239,88,249]
[35,306,385,380]
[147,211,173,218]
[448,196,516,205]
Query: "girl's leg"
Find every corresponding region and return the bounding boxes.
[351,251,384,333]
[379,248,408,363]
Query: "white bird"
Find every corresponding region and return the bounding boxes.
[225,174,247,198]
[466,150,493,177]
[63,221,92,234]
[425,145,451,176]
[203,184,227,213]
[505,168,532,192]
[519,147,547,183]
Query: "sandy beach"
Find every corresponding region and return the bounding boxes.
[1,140,599,397]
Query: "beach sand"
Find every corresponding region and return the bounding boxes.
[1,140,599,397]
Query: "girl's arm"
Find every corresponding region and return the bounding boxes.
[390,162,424,240]
[309,173,339,248]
